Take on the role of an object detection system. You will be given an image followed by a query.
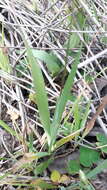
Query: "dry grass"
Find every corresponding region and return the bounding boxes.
[0,0,107,189]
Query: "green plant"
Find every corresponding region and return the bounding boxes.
[80,147,100,167]
[67,159,80,174]
[25,41,82,152]
[32,50,62,76]
[0,0,107,189]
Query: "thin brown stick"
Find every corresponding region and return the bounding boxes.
[83,96,107,137]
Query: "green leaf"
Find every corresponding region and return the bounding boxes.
[61,122,73,136]
[68,94,77,102]
[64,11,85,50]
[77,10,86,29]
[32,50,62,76]
[73,96,82,133]
[69,33,80,49]
[64,34,80,56]
[0,47,11,73]
[67,160,80,174]
[35,158,53,175]
[33,151,50,158]
[50,50,81,150]
[54,130,80,150]
[79,170,89,185]
[16,60,28,77]
[0,25,11,73]
[25,44,51,145]
[87,159,107,179]
[51,170,61,182]
[31,179,57,189]
[0,120,21,140]
[96,134,107,153]
[80,147,100,167]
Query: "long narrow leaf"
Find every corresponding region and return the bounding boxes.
[54,129,81,150]
[25,44,51,144]
[0,24,11,73]
[87,159,107,179]
[50,50,81,150]
[0,120,22,140]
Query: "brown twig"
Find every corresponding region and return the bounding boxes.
[83,96,107,137]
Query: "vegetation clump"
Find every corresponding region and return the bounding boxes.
[0,0,107,189]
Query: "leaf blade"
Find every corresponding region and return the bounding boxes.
[50,50,81,149]
[26,46,51,144]
[32,50,62,76]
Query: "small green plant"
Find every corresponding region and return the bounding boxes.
[0,0,107,189]
[66,146,100,175]
[32,50,62,76]
[25,40,82,152]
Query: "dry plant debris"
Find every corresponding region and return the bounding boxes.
[83,95,107,137]
[0,0,107,189]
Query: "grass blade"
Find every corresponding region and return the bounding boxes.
[87,159,107,179]
[50,50,81,150]
[0,120,21,140]
[25,45,51,145]
[0,24,11,73]
[54,129,81,150]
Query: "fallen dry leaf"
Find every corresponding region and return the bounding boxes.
[83,95,107,137]
[59,174,70,185]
